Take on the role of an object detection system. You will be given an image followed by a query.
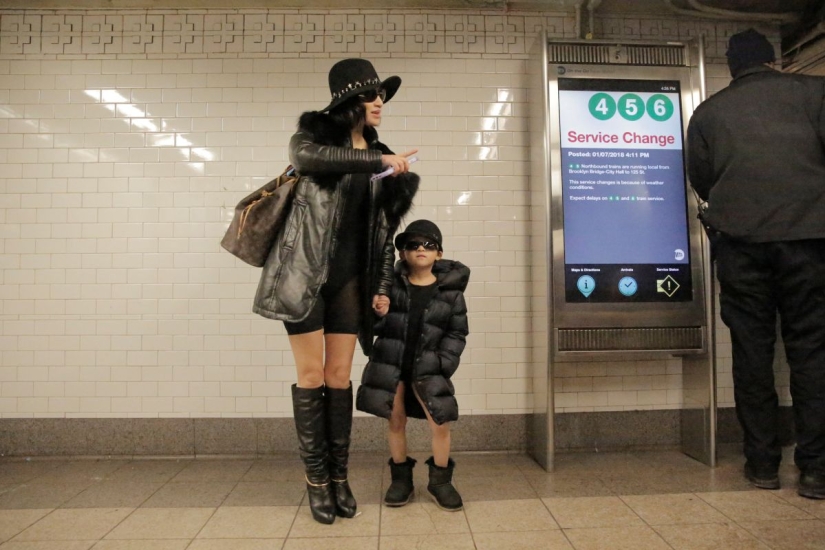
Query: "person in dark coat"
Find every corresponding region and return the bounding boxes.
[687,29,825,499]
[253,58,419,524]
[356,219,470,511]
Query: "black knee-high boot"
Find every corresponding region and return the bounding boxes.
[325,384,357,518]
[292,384,336,524]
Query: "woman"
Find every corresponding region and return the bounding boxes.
[253,58,419,525]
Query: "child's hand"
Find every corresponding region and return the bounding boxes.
[372,294,390,317]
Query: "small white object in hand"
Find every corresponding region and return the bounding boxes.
[370,156,418,182]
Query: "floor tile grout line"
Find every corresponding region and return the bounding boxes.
[734,520,782,550]
[87,504,144,547]
[541,490,729,550]
[616,491,703,529]
[184,458,255,543]
[692,490,785,549]
[614,493,680,550]
[7,451,824,548]
[771,487,824,518]
[136,458,191,509]
[62,459,173,511]
[62,460,206,543]
[730,514,825,550]
[4,506,61,544]
[3,459,131,543]
[376,465,383,549]
[537,494,579,549]
[284,474,308,540]
[183,504,220,543]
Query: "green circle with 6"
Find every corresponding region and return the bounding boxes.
[646,94,674,121]
[588,93,616,120]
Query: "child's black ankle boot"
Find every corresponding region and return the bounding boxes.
[385,457,416,506]
[425,456,463,511]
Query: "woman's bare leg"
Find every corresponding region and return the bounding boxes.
[413,388,451,467]
[289,330,325,388]
[323,333,357,389]
[322,333,358,518]
[288,329,335,524]
[289,331,357,388]
[388,382,408,463]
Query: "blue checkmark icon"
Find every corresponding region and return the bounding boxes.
[618,276,638,297]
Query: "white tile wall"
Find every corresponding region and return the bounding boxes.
[0,8,789,418]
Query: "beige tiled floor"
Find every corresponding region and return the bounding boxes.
[1,445,823,549]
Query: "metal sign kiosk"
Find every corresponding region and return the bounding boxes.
[528,35,716,471]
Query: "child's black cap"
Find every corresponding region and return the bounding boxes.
[394,219,443,251]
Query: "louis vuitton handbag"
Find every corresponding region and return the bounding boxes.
[221,166,299,267]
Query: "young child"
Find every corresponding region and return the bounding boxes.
[356,219,470,511]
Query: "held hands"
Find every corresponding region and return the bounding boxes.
[380,149,418,175]
[372,294,390,317]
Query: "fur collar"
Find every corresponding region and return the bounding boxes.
[297,110,378,147]
[378,171,418,225]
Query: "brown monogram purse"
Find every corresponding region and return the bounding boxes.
[221,167,299,267]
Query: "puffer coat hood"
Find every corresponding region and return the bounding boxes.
[252,110,419,354]
[356,259,470,425]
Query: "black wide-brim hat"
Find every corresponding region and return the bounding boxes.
[321,58,401,113]
[395,219,443,251]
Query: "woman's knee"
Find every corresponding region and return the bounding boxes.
[298,368,325,389]
[323,367,352,388]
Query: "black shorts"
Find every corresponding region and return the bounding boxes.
[283,276,362,336]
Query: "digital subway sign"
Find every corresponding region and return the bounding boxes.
[558,78,692,303]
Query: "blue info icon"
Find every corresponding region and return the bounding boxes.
[618,276,638,296]
[576,275,596,298]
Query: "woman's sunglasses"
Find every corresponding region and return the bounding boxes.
[403,240,439,251]
[358,88,387,103]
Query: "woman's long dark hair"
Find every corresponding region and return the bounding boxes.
[328,95,366,131]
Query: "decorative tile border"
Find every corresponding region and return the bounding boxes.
[0,11,545,56]
[0,9,760,62]
[0,10,735,57]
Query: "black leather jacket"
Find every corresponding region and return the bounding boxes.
[253,111,418,355]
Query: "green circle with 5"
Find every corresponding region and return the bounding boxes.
[618,93,645,121]
[647,94,674,121]
[588,93,616,120]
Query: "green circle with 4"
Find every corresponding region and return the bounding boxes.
[618,93,645,121]
[646,94,674,121]
[588,93,616,120]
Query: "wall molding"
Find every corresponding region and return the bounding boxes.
[0,407,765,457]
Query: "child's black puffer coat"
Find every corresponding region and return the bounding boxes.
[356,259,470,425]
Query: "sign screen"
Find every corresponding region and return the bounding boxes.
[558,78,692,303]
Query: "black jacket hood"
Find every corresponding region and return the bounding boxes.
[397,259,471,293]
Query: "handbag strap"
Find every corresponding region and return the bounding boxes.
[236,166,298,237]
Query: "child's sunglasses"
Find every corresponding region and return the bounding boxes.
[403,240,439,251]
[357,88,387,102]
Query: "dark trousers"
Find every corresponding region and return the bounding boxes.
[715,237,825,473]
